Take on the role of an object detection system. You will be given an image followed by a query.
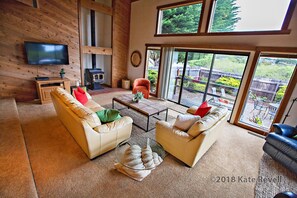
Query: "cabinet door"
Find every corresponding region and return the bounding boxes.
[41,87,57,103]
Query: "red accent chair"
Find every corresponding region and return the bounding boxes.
[132,78,150,99]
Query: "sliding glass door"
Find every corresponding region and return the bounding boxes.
[167,49,249,111]
[238,56,297,132]
[145,46,161,96]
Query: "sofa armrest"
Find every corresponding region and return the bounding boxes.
[273,124,297,137]
[187,106,199,115]
[93,116,133,133]
[156,121,192,140]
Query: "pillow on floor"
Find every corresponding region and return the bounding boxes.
[96,109,121,123]
[173,114,201,131]
[194,101,212,118]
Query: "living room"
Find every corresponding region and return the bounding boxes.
[0,0,296,197]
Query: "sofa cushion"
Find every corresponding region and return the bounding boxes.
[265,133,297,161]
[84,100,105,112]
[96,109,121,124]
[173,114,201,131]
[187,106,228,137]
[54,87,76,106]
[194,101,212,118]
[68,102,101,127]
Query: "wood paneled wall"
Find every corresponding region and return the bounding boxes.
[112,0,131,87]
[0,0,80,101]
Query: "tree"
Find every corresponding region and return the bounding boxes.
[162,3,202,34]
[210,0,241,32]
[161,0,240,34]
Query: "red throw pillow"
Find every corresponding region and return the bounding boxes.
[74,89,88,105]
[194,101,212,118]
[77,86,85,94]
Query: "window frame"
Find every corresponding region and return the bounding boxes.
[155,0,206,36]
[155,0,297,37]
[143,44,163,97]
[206,0,296,35]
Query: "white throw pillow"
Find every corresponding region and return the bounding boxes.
[173,114,201,131]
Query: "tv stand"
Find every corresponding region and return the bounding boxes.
[35,77,70,104]
[35,76,49,81]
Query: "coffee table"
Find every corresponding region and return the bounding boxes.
[114,137,166,181]
[112,94,168,132]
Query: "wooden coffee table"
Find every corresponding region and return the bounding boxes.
[112,94,168,132]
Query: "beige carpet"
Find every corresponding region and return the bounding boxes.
[0,98,38,198]
[17,91,266,197]
[255,153,297,198]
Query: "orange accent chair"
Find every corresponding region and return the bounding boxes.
[132,78,150,99]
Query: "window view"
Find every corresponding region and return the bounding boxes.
[157,2,202,34]
[239,56,297,132]
[145,47,161,95]
[209,0,291,32]
[167,49,248,111]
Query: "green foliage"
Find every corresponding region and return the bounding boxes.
[187,82,206,92]
[210,0,241,32]
[275,85,287,102]
[148,69,158,85]
[215,77,240,88]
[162,3,202,34]
[188,54,213,67]
[60,68,65,74]
[133,91,144,101]
[249,115,263,126]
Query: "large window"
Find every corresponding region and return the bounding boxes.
[144,46,162,96]
[167,49,249,112]
[209,0,292,32]
[238,56,297,133]
[156,1,203,35]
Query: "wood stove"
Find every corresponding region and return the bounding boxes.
[85,69,104,90]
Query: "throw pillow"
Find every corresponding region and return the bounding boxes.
[96,109,121,123]
[173,114,201,131]
[74,89,88,105]
[194,101,212,118]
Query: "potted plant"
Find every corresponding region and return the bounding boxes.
[60,68,65,78]
[132,91,144,103]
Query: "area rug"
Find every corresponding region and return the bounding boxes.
[103,103,176,140]
[255,153,297,198]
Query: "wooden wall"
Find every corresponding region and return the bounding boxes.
[0,0,80,101]
[112,0,131,87]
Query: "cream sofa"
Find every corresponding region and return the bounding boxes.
[51,87,133,159]
[156,106,229,167]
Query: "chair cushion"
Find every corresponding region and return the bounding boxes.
[188,107,228,137]
[173,114,201,131]
[265,133,297,161]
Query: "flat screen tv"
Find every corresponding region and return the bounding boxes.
[24,41,69,65]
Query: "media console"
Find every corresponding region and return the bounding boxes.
[35,77,70,104]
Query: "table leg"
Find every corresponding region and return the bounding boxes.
[112,99,114,108]
[147,116,150,132]
[165,109,168,121]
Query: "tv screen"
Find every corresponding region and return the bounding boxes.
[24,42,69,65]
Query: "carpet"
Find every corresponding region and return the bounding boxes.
[255,153,297,198]
[16,96,265,197]
[104,103,175,135]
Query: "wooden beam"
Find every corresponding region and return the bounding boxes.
[82,46,113,55]
[81,0,112,16]
[16,0,39,8]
